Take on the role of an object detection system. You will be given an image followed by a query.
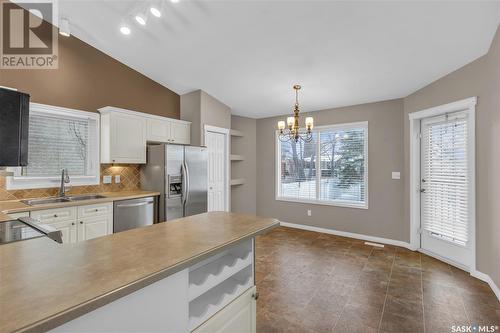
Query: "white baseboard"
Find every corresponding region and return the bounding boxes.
[471,270,500,302]
[279,221,413,250]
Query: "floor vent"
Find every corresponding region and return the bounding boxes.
[364,241,384,248]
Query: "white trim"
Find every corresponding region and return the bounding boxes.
[409,97,477,272]
[275,121,368,209]
[98,106,191,125]
[6,103,100,190]
[279,221,413,250]
[470,270,500,302]
[204,125,231,212]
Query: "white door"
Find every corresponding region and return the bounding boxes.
[420,111,472,269]
[205,130,228,212]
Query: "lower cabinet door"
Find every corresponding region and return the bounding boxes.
[78,216,111,241]
[44,220,77,244]
[193,286,256,333]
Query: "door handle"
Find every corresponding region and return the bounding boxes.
[184,161,190,205]
[116,201,153,208]
[420,188,426,193]
[181,162,188,205]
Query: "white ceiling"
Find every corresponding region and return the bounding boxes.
[58,0,500,118]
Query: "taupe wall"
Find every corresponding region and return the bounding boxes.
[403,26,500,287]
[0,34,179,118]
[181,90,231,146]
[256,99,405,241]
[231,116,257,214]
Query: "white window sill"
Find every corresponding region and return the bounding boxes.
[275,197,368,210]
[5,176,100,190]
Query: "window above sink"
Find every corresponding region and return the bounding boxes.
[6,103,100,190]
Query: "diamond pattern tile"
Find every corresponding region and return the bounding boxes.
[0,165,141,200]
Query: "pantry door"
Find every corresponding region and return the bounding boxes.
[205,126,229,212]
[419,109,474,269]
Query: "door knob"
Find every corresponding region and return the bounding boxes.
[420,188,426,193]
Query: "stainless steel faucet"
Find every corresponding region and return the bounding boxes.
[59,169,70,197]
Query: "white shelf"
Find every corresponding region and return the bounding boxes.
[189,267,253,331]
[230,129,244,137]
[230,154,244,161]
[230,179,245,186]
[189,251,252,301]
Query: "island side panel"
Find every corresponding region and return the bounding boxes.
[50,269,189,333]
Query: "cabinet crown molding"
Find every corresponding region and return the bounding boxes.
[98,106,191,125]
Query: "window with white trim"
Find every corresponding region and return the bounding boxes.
[6,103,100,190]
[276,121,368,208]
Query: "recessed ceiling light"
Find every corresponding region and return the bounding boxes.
[150,7,161,18]
[170,0,179,3]
[135,15,146,25]
[120,26,131,35]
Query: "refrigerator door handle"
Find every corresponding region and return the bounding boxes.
[181,161,189,206]
[184,161,190,205]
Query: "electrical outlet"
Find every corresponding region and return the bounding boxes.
[103,175,112,184]
[392,172,401,180]
[114,175,121,183]
[307,209,312,217]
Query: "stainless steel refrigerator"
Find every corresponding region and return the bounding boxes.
[140,144,208,222]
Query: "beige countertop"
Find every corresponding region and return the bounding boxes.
[0,190,160,222]
[0,212,279,333]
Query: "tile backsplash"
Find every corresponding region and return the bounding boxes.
[0,165,141,201]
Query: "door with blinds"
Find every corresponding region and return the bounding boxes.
[420,111,471,268]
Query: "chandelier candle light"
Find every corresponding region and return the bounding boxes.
[277,85,314,142]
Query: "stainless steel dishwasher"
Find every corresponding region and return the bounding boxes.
[113,196,156,233]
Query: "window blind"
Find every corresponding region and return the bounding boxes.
[277,122,367,208]
[421,112,469,245]
[26,113,93,177]
[279,133,317,201]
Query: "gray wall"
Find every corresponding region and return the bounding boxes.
[230,116,257,214]
[403,26,500,287]
[181,90,231,146]
[256,99,405,241]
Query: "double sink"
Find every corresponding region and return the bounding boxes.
[21,194,106,206]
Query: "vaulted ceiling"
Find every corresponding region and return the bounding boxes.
[59,0,500,118]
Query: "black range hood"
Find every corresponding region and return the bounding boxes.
[0,87,30,166]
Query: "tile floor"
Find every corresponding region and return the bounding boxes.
[255,227,500,333]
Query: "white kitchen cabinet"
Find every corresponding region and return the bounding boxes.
[99,107,147,164]
[193,286,256,333]
[77,216,111,242]
[31,203,113,243]
[47,219,78,244]
[147,119,171,142]
[170,122,190,144]
[147,118,191,144]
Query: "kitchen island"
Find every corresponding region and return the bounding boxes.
[0,212,279,333]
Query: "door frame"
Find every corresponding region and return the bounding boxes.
[409,97,476,272]
[204,125,231,212]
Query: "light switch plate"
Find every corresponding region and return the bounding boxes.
[392,172,401,180]
[307,209,312,217]
[114,175,121,183]
[103,175,112,184]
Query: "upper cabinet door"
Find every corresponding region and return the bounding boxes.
[170,122,190,144]
[101,112,147,164]
[147,119,171,142]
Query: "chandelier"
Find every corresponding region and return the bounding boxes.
[277,85,314,142]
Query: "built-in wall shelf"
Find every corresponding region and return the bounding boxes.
[230,129,244,137]
[230,179,245,186]
[230,154,244,161]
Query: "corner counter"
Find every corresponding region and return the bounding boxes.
[0,212,279,333]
